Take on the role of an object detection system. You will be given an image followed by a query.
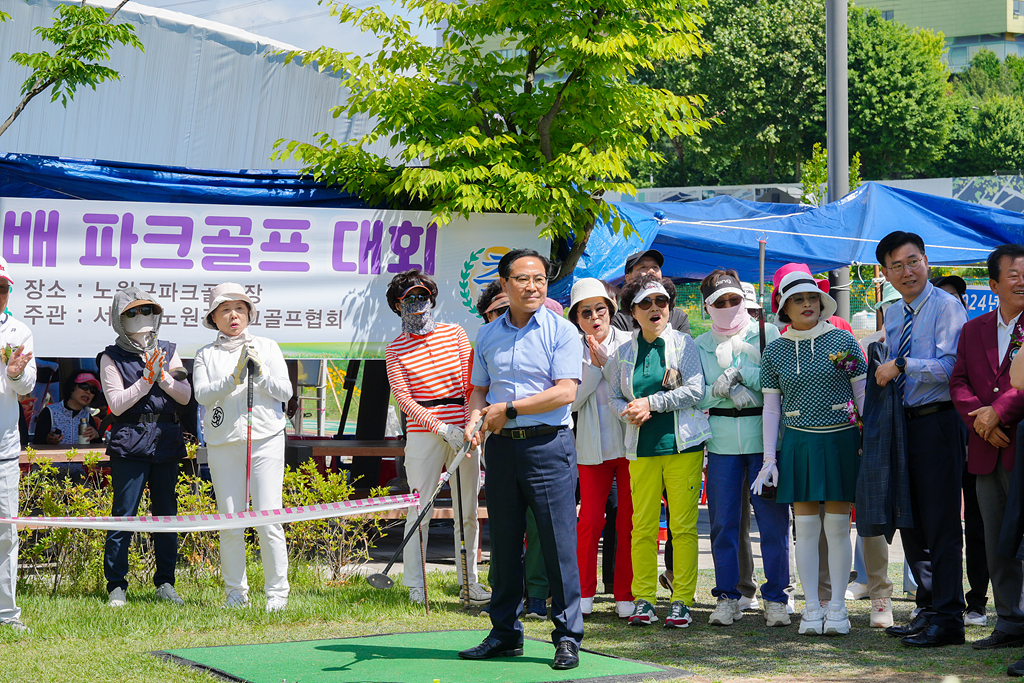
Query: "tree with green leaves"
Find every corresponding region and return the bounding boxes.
[798,142,861,207]
[273,0,712,280]
[0,1,144,138]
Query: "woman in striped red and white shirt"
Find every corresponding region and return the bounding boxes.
[384,270,490,607]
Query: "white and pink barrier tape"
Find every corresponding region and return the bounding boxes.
[0,493,420,532]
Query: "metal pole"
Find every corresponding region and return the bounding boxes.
[827,0,851,321]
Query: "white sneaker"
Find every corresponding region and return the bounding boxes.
[738,595,759,611]
[764,600,792,627]
[266,596,288,613]
[870,597,893,628]
[616,601,634,618]
[108,587,127,608]
[709,597,743,626]
[1,618,29,634]
[155,583,184,606]
[845,582,869,600]
[580,596,593,615]
[223,594,250,609]
[409,587,425,605]
[465,582,490,606]
[965,607,988,627]
[823,604,851,635]
[799,605,825,635]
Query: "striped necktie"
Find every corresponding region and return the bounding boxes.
[894,302,913,397]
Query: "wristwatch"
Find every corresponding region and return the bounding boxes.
[505,401,518,420]
[895,357,907,374]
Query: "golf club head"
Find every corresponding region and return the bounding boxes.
[366,573,394,590]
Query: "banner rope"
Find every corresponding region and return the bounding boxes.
[0,493,420,533]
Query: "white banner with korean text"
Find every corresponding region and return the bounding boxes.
[0,199,548,358]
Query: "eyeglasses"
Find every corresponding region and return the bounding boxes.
[400,293,431,304]
[788,293,820,306]
[485,306,508,322]
[510,275,548,287]
[711,296,744,309]
[124,304,155,318]
[76,383,97,394]
[578,305,609,320]
[887,257,923,275]
[635,295,670,311]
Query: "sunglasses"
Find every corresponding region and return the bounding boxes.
[635,295,670,311]
[401,293,431,304]
[124,304,156,318]
[578,305,609,320]
[76,382,98,394]
[711,296,744,309]
[0,285,10,295]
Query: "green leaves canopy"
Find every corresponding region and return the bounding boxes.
[274,0,712,270]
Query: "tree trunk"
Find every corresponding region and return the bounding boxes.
[551,213,597,284]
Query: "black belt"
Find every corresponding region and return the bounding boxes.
[115,413,179,425]
[709,407,764,418]
[419,397,465,407]
[904,400,954,421]
[498,425,564,440]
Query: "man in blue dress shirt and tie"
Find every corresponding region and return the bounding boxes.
[458,248,584,670]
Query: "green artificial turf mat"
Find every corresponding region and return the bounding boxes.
[157,629,688,683]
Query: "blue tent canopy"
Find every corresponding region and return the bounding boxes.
[549,182,1024,301]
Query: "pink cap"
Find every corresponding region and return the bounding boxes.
[73,372,101,392]
[771,263,829,312]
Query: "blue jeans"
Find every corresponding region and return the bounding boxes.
[706,452,790,604]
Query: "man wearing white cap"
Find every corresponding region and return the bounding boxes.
[193,283,293,612]
[99,287,191,608]
[0,257,35,633]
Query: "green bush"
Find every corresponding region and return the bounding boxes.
[17,448,385,594]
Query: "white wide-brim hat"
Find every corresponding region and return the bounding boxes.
[568,278,617,322]
[203,282,256,330]
[776,270,837,321]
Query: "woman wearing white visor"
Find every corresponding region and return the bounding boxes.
[757,267,867,636]
[193,283,292,612]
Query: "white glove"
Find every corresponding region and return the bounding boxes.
[729,384,758,409]
[441,423,466,452]
[245,344,263,378]
[712,367,742,398]
[751,455,778,496]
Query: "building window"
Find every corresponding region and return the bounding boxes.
[1016,0,1024,17]
[881,10,894,20]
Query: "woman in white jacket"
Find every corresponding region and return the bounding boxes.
[193,283,293,612]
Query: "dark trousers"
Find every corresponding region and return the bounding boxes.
[977,465,1024,634]
[103,457,180,593]
[485,428,583,647]
[962,467,990,612]
[901,409,966,629]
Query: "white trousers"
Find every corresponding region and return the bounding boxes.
[402,430,481,588]
[207,431,289,600]
[0,458,19,622]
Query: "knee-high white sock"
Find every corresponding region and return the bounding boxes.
[794,514,822,609]
[823,512,853,610]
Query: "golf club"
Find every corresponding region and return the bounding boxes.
[367,416,485,590]
[455,466,470,609]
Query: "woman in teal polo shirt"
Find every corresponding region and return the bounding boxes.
[604,273,710,629]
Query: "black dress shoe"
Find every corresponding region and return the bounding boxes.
[552,640,579,670]
[973,629,1024,650]
[886,612,930,638]
[1007,656,1024,677]
[902,623,966,648]
[458,636,524,660]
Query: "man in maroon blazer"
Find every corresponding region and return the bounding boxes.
[951,243,1024,653]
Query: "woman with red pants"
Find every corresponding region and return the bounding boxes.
[569,278,634,619]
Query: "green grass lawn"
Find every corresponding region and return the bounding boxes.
[0,563,1012,683]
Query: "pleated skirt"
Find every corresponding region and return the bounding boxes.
[776,425,860,504]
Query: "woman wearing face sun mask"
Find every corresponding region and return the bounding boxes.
[604,273,710,629]
[757,266,867,636]
[384,270,488,607]
[696,270,791,628]
[193,283,293,612]
[99,288,191,608]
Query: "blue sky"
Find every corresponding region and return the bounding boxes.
[145,0,434,52]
